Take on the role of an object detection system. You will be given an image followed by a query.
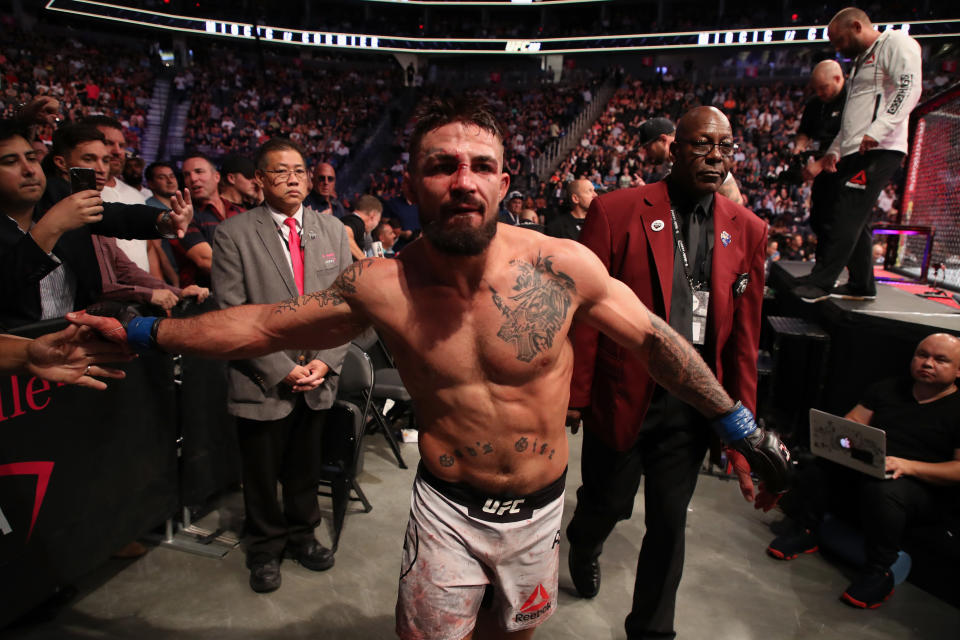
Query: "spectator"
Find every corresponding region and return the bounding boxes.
[546,178,596,241]
[210,137,352,593]
[49,123,207,310]
[0,120,190,328]
[498,190,524,225]
[122,155,152,200]
[383,192,420,251]
[176,153,243,287]
[768,333,960,609]
[144,161,182,285]
[219,154,261,210]
[341,194,382,260]
[144,162,179,211]
[85,116,153,273]
[372,219,398,257]
[303,162,346,218]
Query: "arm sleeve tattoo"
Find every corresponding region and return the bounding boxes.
[644,309,733,417]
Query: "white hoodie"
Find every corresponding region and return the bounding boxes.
[827,28,922,159]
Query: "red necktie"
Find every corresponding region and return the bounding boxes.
[283,217,304,295]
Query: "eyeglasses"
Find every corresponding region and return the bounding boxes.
[676,138,739,157]
[264,168,308,182]
[315,175,335,183]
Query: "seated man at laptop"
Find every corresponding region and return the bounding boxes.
[767,333,960,609]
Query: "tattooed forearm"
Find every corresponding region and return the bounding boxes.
[644,310,734,417]
[439,442,495,467]
[491,253,577,363]
[271,259,372,314]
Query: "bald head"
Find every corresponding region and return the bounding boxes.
[829,7,871,30]
[567,178,597,216]
[828,7,878,57]
[811,59,845,102]
[670,106,734,196]
[675,106,730,141]
[910,333,960,389]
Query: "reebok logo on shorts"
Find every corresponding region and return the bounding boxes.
[845,170,867,190]
[515,584,552,623]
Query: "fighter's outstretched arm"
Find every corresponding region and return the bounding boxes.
[573,262,734,418]
[70,260,374,359]
[568,242,791,491]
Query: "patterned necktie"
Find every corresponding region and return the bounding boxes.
[283,217,304,295]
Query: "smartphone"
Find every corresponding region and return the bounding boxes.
[69,167,97,193]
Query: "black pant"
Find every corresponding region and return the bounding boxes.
[567,391,709,640]
[807,150,903,292]
[784,459,945,571]
[236,398,327,564]
[808,170,840,265]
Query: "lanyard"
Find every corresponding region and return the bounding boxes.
[669,208,700,291]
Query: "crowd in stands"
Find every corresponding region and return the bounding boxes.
[365,79,599,203]
[0,17,154,154]
[545,74,925,260]
[4,4,957,309]
[184,46,400,171]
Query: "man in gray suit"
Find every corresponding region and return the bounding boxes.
[211,137,352,593]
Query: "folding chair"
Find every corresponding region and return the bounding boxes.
[352,331,410,469]
[318,344,374,550]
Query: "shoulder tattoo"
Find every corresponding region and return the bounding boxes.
[272,258,372,314]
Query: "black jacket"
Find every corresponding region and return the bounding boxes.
[0,177,163,329]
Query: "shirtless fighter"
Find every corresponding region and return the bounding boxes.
[71,98,790,640]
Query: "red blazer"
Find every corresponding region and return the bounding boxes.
[570,181,767,452]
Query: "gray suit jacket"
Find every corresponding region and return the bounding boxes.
[211,205,353,420]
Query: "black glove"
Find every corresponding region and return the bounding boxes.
[712,402,792,493]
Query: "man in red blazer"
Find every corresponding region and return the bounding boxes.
[566,106,769,640]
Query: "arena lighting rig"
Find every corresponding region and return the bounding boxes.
[45,0,960,55]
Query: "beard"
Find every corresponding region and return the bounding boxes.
[421,200,498,256]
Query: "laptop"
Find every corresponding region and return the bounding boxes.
[809,409,894,480]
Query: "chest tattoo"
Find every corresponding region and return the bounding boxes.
[489,253,576,363]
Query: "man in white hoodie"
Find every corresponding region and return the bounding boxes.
[794,7,920,304]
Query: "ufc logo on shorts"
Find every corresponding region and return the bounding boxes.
[482,498,525,516]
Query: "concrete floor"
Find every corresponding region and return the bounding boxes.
[5,431,959,640]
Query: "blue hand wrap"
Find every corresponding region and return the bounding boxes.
[126,316,158,352]
[712,401,757,443]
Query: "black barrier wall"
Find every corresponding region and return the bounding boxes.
[0,353,179,627]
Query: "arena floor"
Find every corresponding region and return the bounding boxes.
[6,432,959,640]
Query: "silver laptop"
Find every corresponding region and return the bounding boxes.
[809,409,893,480]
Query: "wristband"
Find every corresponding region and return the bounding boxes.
[126,316,159,352]
[712,401,756,443]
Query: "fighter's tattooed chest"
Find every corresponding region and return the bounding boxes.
[488,253,576,363]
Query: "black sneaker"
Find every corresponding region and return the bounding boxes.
[829,284,877,301]
[249,558,281,593]
[841,570,894,609]
[766,528,818,560]
[793,284,831,303]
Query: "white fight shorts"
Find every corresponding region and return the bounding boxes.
[396,463,566,640]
